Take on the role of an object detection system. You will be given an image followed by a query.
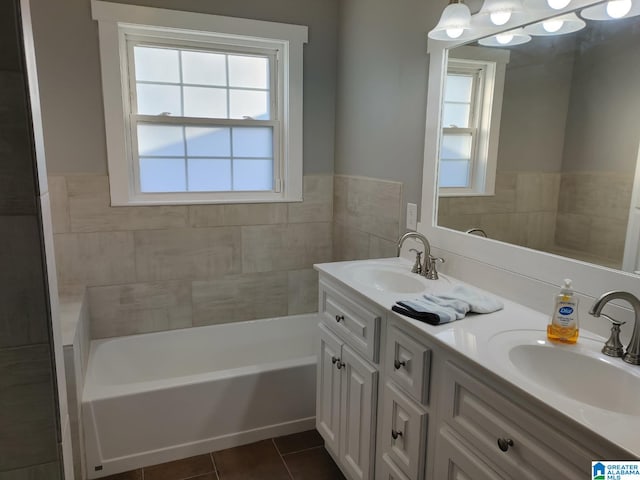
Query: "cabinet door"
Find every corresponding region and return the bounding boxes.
[317,324,343,456]
[339,344,378,480]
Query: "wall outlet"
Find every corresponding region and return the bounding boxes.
[406,203,418,230]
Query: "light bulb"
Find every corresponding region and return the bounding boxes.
[606,0,632,17]
[446,27,464,38]
[547,0,571,9]
[543,19,564,32]
[496,33,514,44]
[490,10,512,25]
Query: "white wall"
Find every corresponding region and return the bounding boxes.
[496,37,576,173]
[334,0,449,219]
[562,18,640,173]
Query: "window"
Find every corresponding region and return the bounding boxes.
[439,47,509,197]
[92,1,307,205]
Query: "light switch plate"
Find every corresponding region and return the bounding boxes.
[406,203,417,230]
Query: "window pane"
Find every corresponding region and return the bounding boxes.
[137,125,184,156]
[186,127,231,157]
[439,160,470,188]
[444,74,474,103]
[229,90,269,120]
[183,87,227,118]
[134,46,180,83]
[182,51,227,86]
[232,127,273,158]
[136,84,181,116]
[442,103,471,128]
[228,55,269,89]
[188,159,231,191]
[140,158,186,192]
[233,159,273,191]
[440,134,472,160]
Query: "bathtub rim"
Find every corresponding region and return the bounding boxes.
[83,313,318,401]
[83,353,316,401]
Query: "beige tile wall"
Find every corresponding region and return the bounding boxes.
[438,171,560,250]
[333,175,402,261]
[51,174,333,338]
[556,171,633,265]
[438,170,632,267]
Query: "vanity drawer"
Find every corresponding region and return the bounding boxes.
[385,325,431,404]
[434,426,507,480]
[441,361,594,480]
[379,454,411,480]
[380,381,428,480]
[319,280,381,363]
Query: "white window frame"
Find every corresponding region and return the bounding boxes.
[91,1,308,205]
[439,46,509,197]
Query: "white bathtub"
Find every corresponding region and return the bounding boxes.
[82,314,318,478]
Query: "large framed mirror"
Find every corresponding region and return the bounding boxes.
[438,14,640,272]
[421,0,640,297]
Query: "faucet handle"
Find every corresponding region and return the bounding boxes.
[601,314,625,358]
[409,249,423,274]
[425,256,445,280]
[602,313,625,327]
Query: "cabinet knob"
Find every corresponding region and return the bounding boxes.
[394,359,407,370]
[391,429,403,440]
[497,438,514,452]
[331,356,338,364]
[336,360,345,370]
[335,314,344,322]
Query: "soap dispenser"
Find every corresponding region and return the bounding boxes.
[547,279,579,344]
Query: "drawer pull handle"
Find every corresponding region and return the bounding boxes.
[391,429,403,440]
[331,356,345,369]
[497,438,514,452]
[335,314,344,322]
[394,359,407,370]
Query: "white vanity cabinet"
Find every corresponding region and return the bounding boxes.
[316,279,382,480]
[315,267,633,480]
[433,359,600,480]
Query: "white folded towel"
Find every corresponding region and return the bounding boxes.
[394,285,503,325]
[426,285,504,314]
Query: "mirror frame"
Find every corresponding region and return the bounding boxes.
[420,0,640,298]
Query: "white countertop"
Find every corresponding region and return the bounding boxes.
[315,257,640,458]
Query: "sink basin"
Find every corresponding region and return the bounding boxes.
[343,262,428,293]
[489,330,640,415]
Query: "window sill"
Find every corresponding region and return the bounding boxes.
[110,192,303,206]
[438,190,495,198]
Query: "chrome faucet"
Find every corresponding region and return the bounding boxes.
[589,291,640,365]
[465,227,487,238]
[397,232,444,280]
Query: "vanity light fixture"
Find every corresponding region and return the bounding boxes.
[524,12,586,34]
[478,0,525,25]
[581,0,639,19]
[478,28,532,45]
[607,0,633,17]
[522,0,572,12]
[428,0,472,40]
[546,0,572,10]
